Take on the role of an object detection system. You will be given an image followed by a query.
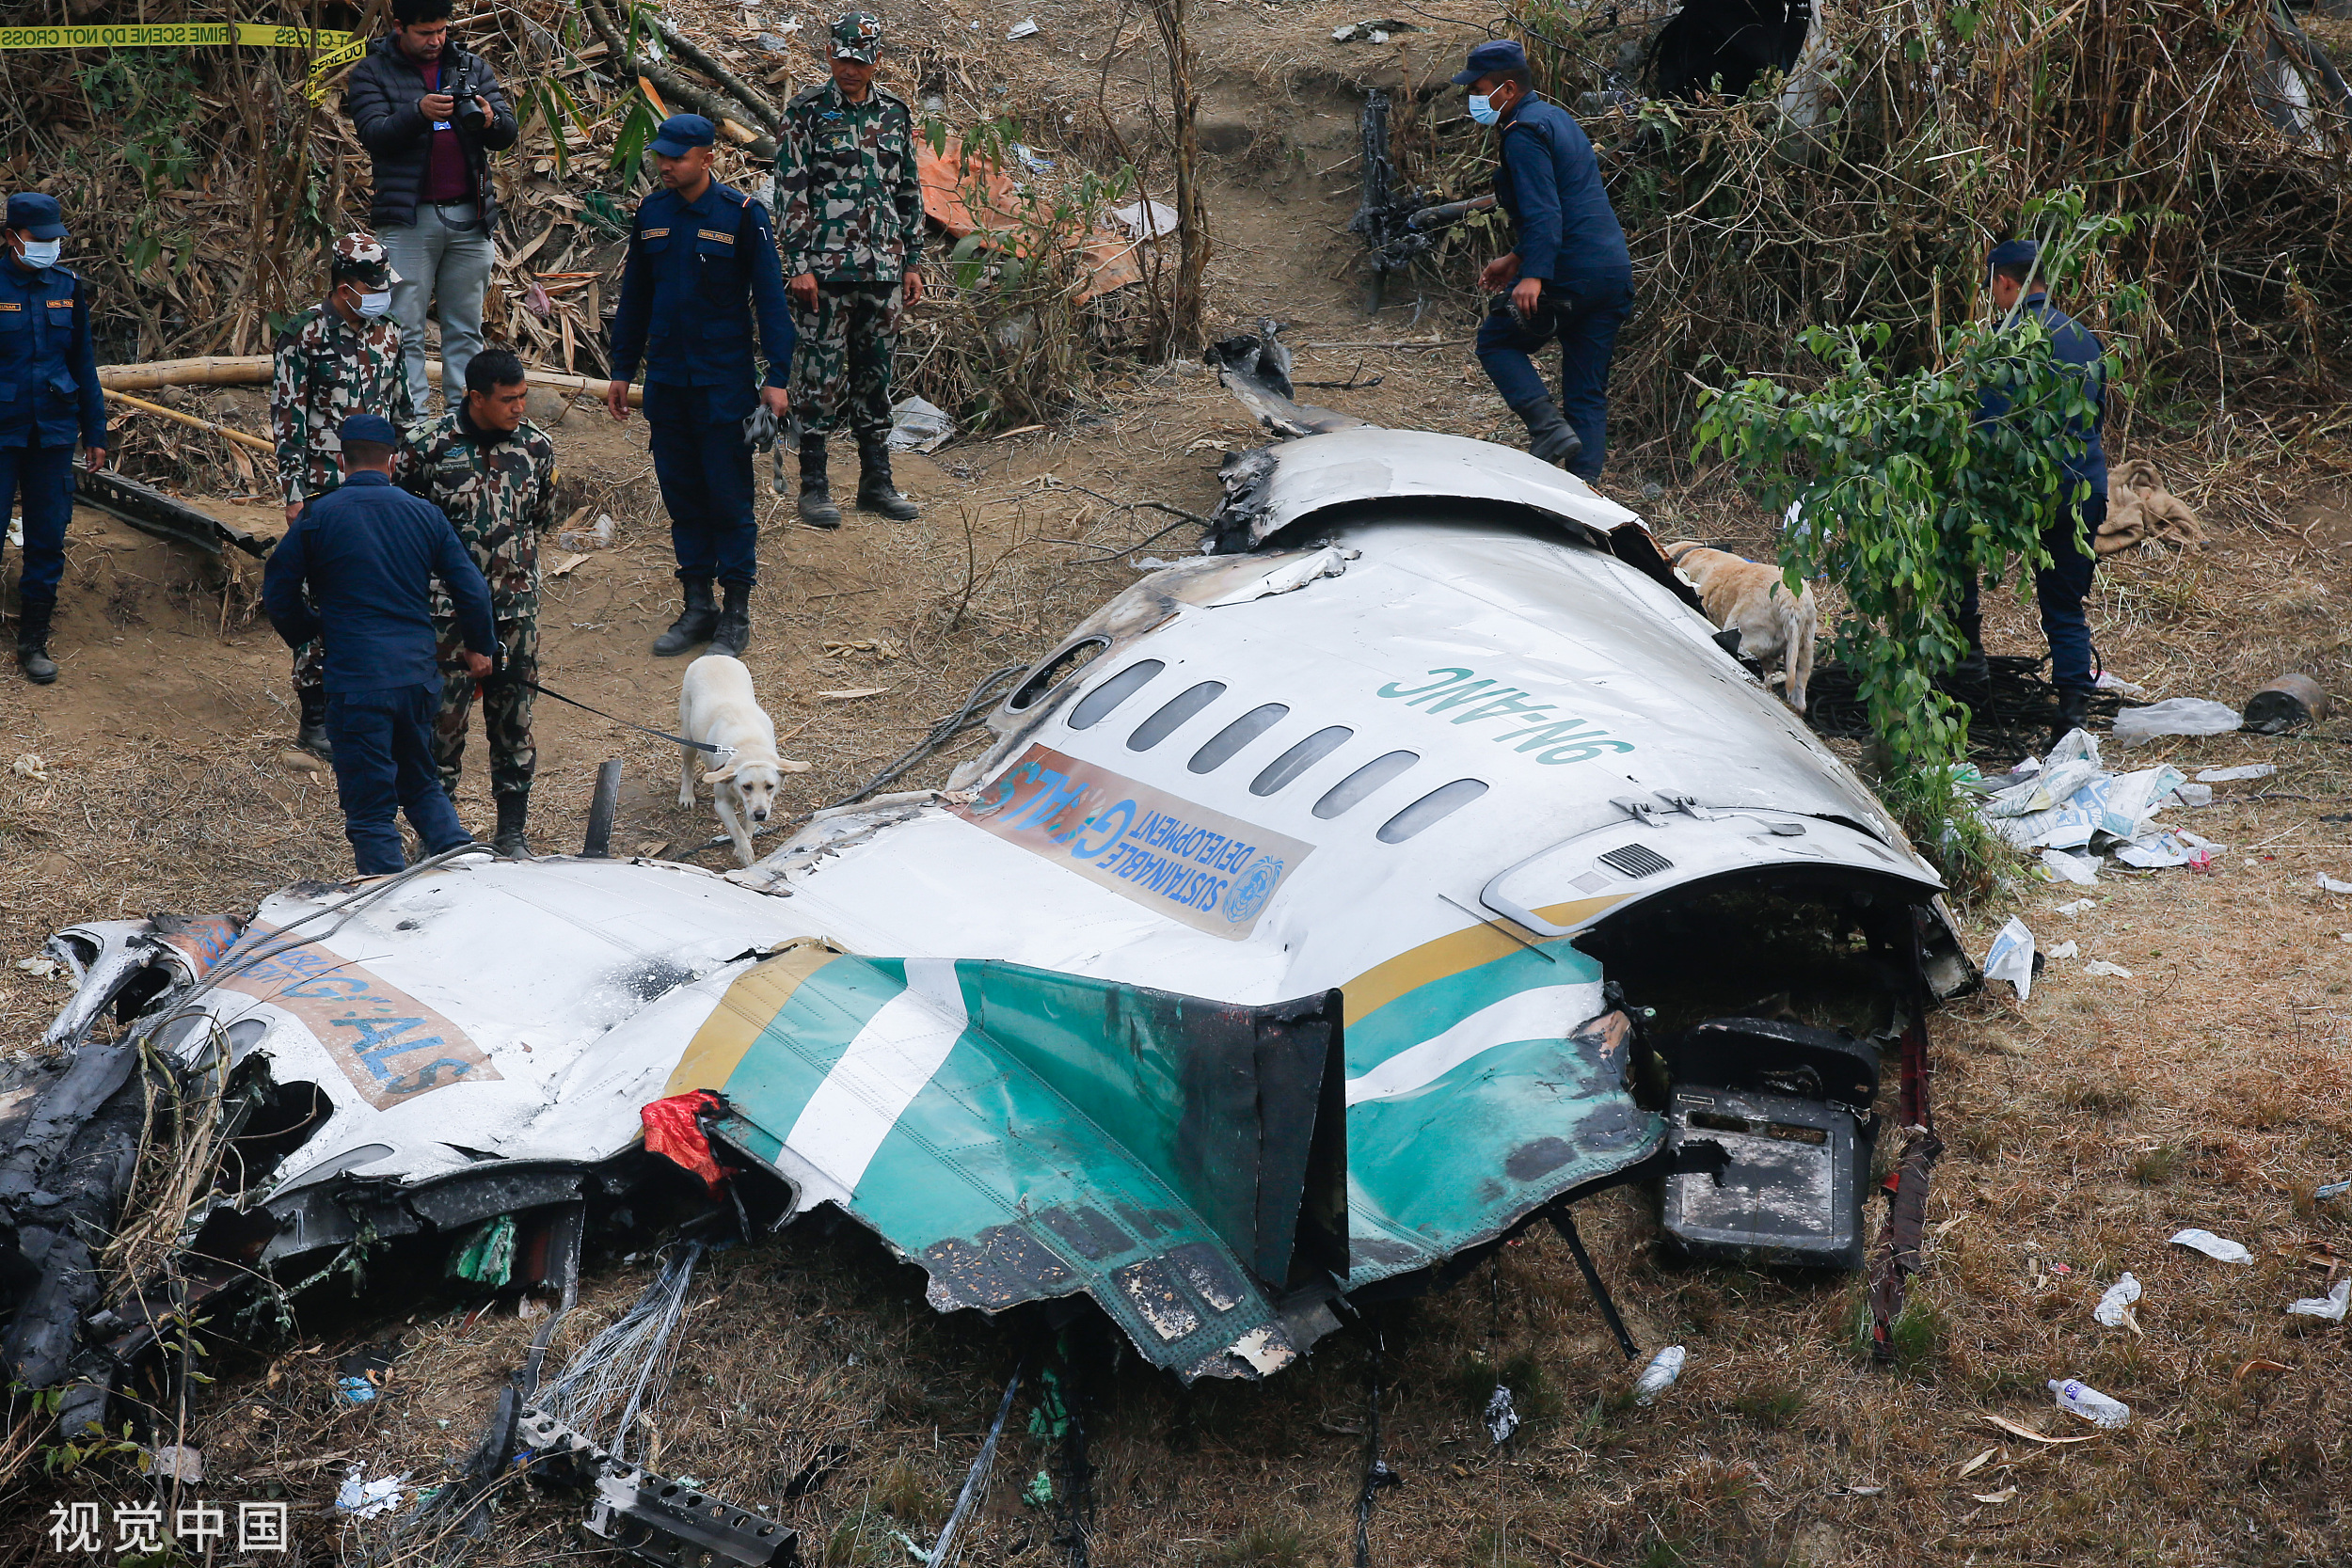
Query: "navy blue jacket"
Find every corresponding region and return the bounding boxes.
[1979,293,2106,499]
[0,254,106,451]
[1494,96,1630,292]
[263,470,496,693]
[608,179,795,409]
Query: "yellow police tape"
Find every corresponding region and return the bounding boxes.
[0,22,364,74]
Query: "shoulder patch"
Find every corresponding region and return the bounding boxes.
[788,83,832,108]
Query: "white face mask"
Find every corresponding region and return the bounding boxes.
[18,238,60,269]
[356,289,393,318]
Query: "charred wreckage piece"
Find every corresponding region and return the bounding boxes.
[6,353,1977,1504]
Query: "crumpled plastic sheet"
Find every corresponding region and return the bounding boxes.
[1976,729,2217,875]
[885,396,954,453]
[1984,916,2037,1000]
[335,1465,410,1518]
[2110,697,2241,745]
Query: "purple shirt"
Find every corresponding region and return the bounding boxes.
[421,60,472,203]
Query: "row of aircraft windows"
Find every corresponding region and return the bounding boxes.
[1064,658,1486,842]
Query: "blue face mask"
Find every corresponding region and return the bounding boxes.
[1468,93,1501,126]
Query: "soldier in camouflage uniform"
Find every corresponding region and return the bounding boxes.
[395,347,558,856]
[271,233,416,756]
[779,12,925,528]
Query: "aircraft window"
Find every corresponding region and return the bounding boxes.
[1066,659,1166,730]
[1127,681,1228,751]
[1249,726,1353,796]
[1311,750,1419,819]
[1188,703,1290,773]
[1008,636,1110,711]
[1377,779,1489,843]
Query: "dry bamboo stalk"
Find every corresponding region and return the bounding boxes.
[98,357,643,405]
[103,389,276,454]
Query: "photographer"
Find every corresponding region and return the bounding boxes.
[346,0,516,414]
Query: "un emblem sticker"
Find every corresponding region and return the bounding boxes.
[1223,856,1283,925]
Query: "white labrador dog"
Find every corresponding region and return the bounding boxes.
[678,655,809,865]
[1665,542,1820,714]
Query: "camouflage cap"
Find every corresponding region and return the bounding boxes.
[329,231,401,289]
[831,11,882,61]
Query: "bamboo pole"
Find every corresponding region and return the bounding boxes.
[102,389,276,453]
[97,358,644,405]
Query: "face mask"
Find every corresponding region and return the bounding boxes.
[18,239,60,268]
[356,290,393,318]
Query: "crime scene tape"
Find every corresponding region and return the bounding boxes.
[0,23,364,75]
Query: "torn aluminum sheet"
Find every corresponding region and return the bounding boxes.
[13,416,1972,1408]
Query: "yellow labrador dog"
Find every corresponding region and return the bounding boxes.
[1665,543,1819,713]
[679,655,811,865]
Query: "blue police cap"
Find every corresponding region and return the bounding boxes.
[339,413,400,447]
[649,114,717,158]
[1988,238,2037,269]
[1454,39,1528,87]
[6,193,66,241]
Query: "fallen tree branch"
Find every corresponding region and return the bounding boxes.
[650,13,787,131]
[102,389,274,453]
[98,358,643,406]
[582,0,778,158]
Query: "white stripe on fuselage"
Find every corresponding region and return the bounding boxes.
[1343,985,1599,1107]
[783,958,968,1194]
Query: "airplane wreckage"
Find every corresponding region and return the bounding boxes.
[3,345,1976,1504]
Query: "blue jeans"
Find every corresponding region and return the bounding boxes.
[1960,492,2105,692]
[644,382,757,587]
[327,683,471,875]
[1,443,76,607]
[1475,275,1632,482]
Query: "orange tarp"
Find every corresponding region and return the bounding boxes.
[917,135,1148,302]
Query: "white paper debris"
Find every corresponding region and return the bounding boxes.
[1984,917,2037,1000]
[2094,671,2148,698]
[2046,941,2078,959]
[335,1465,411,1518]
[2195,764,2275,783]
[14,957,57,978]
[2041,849,2101,885]
[2169,1227,2253,1264]
[885,396,954,452]
[2092,1273,2140,1327]
[1111,199,1180,239]
[2110,697,2241,745]
[1631,1343,1686,1405]
[2320,873,2352,895]
[2173,783,2214,806]
[2287,1278,2350,1323]
[2057,897,2094,916]
[1006,16,1040,38]
[2081,958,2134,977]
[9,752,46,781]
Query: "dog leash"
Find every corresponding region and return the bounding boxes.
[521,679,728,754]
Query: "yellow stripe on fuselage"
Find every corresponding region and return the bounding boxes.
[1340,895,1625,1024]
[665,938,848,1094]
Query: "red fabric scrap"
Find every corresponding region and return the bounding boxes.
[641,1089,737,1192]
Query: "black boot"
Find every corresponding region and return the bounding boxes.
[14,596,56,685]
[856,441,921,520]
[652,578,719,657]
[709,582,752,658]
[798,436,841,529]
[2052,687,2092,749]
[1512,399,1584,470]
[295,683,334,757]
[492,794,532,857]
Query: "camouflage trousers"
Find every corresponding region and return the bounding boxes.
[789,281,900,442]
[293,638,324,698]
[433,615,537,800]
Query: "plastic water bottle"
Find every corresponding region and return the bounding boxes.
[1632,1345,1686,1406]
[2048,1377,2131,1428]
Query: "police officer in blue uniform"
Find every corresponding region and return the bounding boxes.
[1457,40,1632,482]
[1,194,108,685]
[1959,238,2108,742]
[606,113,795,660]
[263,414,498,876]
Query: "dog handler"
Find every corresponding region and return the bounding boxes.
[263,414,496,877]
[0,193,107,686]
[1457,40,1632,481]
[1955,238,2108,743]
[398,348,558,857]
[607,113,795,661]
